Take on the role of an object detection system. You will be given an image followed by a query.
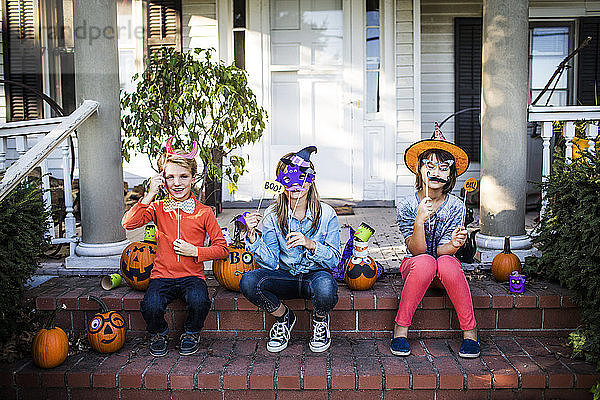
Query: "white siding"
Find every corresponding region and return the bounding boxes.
[395,0,418,203]
[0,0,6,123]
[183,0,219,52]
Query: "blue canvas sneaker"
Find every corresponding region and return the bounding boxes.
[458,338,480,358]
[390,336,411,356]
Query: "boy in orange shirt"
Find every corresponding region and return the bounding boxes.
[122,145,228,356]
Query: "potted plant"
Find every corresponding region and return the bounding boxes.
[121,47,268,208]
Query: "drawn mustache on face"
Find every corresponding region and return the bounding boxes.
[428,176,448,184]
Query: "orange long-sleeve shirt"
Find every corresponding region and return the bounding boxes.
[121,198,228,280]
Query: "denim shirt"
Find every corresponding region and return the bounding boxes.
[245,202,341,275]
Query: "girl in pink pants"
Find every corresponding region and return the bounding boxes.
[391,124,479,358]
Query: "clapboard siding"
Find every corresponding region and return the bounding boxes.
[182,0,218,52]
[395,0,418,202]
[0,0,5,123]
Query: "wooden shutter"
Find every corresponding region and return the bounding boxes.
[454,18,482,162]
[143,0,182,62]
[577,17,600,106]
[2,0,43,121]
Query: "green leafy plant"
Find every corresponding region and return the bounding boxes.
[121,47,268,197]
[0,177,51,343]
[524,149,600,369]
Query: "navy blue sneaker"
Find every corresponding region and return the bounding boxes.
[390,337,411,356]
[179,332,201,355]
[458,338,480,358]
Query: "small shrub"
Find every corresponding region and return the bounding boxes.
[0,178,51,343]
[524,149,600,369]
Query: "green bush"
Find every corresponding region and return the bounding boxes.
[524,148,600,369]
[0,178,51,342]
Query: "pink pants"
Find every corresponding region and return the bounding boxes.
[395,254,477,331]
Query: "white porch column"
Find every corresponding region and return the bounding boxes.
[66,0,128,269]
[475,0,535,264]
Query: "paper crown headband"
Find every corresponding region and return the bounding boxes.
[165,136,199,159]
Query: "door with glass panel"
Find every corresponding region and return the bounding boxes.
[269,0,352,198]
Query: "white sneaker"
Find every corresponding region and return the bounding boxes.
[266,310,296,353]
[309,314,331,353]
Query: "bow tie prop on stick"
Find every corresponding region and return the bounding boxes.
[462,178,478,228]
[164,197,196,262]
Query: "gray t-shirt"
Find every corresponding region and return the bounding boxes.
[397,192,466,257]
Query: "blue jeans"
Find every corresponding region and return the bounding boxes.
[140,276,211,335]
[239,268,338,316]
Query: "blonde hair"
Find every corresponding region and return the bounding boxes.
[274,153,322,236]
[157,152,197,176]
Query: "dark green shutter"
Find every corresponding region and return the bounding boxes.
[143,0,182,62]
[577,17,600,106]
[2,0,43,121]
[454,18,482,162]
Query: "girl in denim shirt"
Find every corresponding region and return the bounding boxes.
[240,147,341,353]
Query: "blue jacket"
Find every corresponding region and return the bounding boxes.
[245,202,341,275]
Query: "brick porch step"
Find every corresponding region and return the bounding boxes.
[28,274,581,339]
[3,336,598,400]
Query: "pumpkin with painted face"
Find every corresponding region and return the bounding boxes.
[87,296,126,353]
[344,241,377,291]
[213,243,259,291]
[120,225,156,291]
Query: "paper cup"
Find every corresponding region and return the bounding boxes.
[101,273,122,290]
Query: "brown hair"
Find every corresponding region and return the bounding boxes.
[415,149,457,194]
[274,153,322,236]
[157,152,197,176]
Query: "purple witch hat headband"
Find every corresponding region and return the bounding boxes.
[276,146,317,192]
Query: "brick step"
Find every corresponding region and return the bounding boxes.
[3,337,598,400]
[27,274,581,339]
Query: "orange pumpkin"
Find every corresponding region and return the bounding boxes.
[32,306,68,369]
[491,236,522,282]
[87,296,126,353]
[213,244,259,291]
[120,225,156,291]
[344,255,378,290]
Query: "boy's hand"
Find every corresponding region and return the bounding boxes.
[141,173,165,204]
[173,239,199,257]
[450,226,468,248]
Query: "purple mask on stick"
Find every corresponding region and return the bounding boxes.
[276,164,315,192]
[509,271,526,294]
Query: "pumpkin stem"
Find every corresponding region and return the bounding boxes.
[88,295,110,313]
[503,236,511,254]
[45,304,66,330]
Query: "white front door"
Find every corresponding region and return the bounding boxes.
[269,0,352,198]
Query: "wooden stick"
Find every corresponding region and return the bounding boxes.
[425,172,431,230]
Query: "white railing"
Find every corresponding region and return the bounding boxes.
[528,105,600,216]
[0,100,99,255]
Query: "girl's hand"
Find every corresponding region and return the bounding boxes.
[286,231,316,252]
[245,212,263,243]
[173,239,199,257]
[416,196,434,225]
[450,226,468,248]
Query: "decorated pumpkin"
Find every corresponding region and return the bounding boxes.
[32,305,68,369]
[344,241,377,290]
[491,236,522,282]
[120,225,156,291]
[87,295,126,353]
[213,243,259,291]
[345,256,378,290]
